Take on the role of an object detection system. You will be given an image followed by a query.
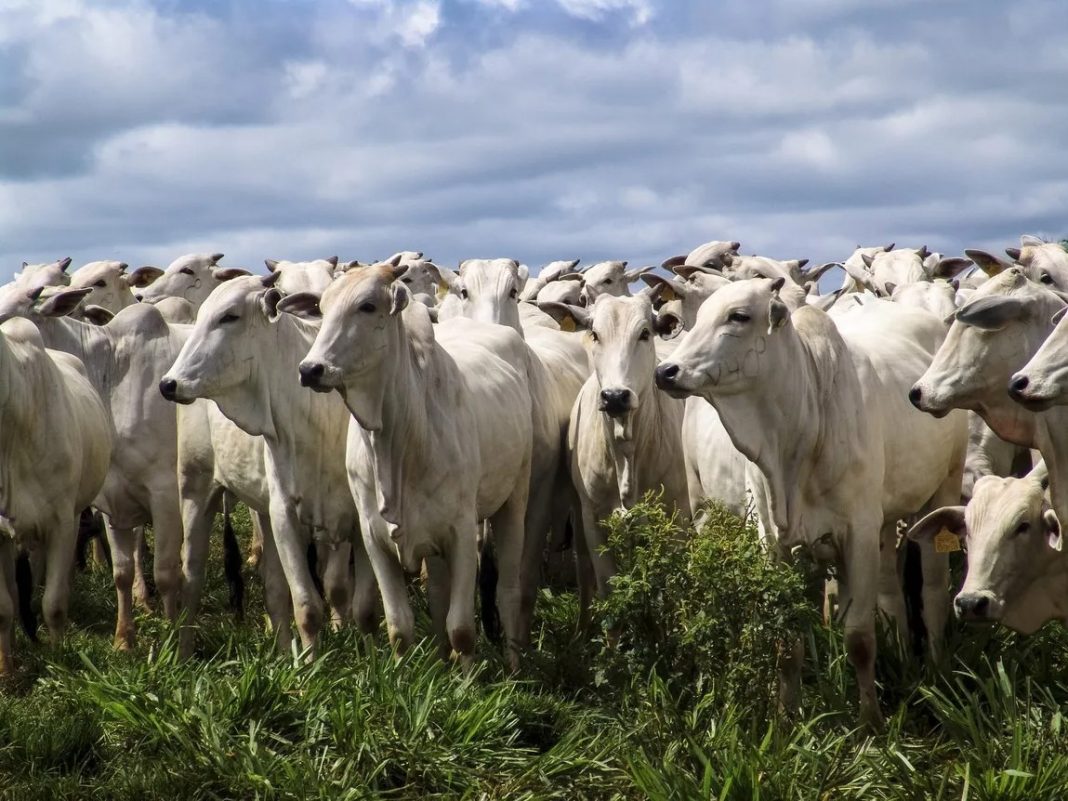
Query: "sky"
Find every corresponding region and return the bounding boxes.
[2,0,1067,283]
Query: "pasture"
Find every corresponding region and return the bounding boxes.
[3,502,1068,801]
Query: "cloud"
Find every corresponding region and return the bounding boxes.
[2,0,1067,282]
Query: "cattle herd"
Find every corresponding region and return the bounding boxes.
[2,236,1068,730]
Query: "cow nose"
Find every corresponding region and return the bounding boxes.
[299,361,325,387]
[599,388,631,416]
[159,377,178,401]
[655,363,680,389]
[954,594,990,620]
[134,293,144,302]
[908,386,923,408]
[1009,374,1030,395]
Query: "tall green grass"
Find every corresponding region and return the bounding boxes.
[3,501,1068,800]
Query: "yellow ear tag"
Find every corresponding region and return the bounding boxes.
[436,281,449,300]
[559,316,576,332]
[934,528,961,554]
[661,286,678,301]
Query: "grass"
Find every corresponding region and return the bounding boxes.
[2,502,1068,800]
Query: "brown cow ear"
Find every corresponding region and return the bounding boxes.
[82,305,115,325]
[213,267,251,282]
[537,300,591,331]
[36,287,93,318]
[126,266,164,288]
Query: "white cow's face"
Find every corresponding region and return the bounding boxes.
[0,257,72,321]
[265,258,338,296]
[447,259,525,329]
[298,265,409,427]
[656,278,787,400]
[1009,302,1068,411]
[136,253,238,307]
[396,260,444,300]
[910,269,1062,419]
[579,261,629,305]
[863,249,927,295]
[841,244,893,288]
[1016,240,1068,291]
[161,276,281,404]
[68,260,131,313]
[586,294,660,418]
[910,476,1061,632]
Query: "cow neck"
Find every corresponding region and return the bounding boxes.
[710,311,856,538]
[975,397,1038,449]
[601,378,665,507]
[32,315,115,404]
[1034,411,1068,532]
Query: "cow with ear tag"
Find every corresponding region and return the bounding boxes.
[295,264,535,669]
[539,293,688,603]
[909,471,1068,633]
[160,274,376,656]
[577,261,657,306]
[656,276,968,730]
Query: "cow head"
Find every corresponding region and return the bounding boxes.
[1008,299,1068,411]
[909,269,1064,428]
[1011,236,1068,290]
[159,274,287,407]
[578,261,653,306]
[432,258,527,329]
[136,252,248,308]
[909,474,1061,633]
[655,277,792,401]
[0,257,72,321]
[67,260,133,314]
[642,269,731,331]
[295,264,412,429]
[264,257,339,296]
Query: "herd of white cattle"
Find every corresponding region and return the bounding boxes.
[2,236,1068,728]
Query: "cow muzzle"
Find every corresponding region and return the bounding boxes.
[298,360,333,392]
[1008,373,1056,411]
[598,388,634,417]
[954,592,1000,623]
[907,383,951,418]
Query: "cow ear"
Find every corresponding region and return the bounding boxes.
[768,296,789,334]
[262,270,282,288]
[58,257,72,272]
[653,309,682,338]
[642,273,687,302]
[325,256,339,268]
[81,305,115,325]
[930,257,973,280]
[538,301,591,331]
[884,281,897,297]
[265,259,280,272]
[1006,247,1022,262]
[964,249,1011,277]
[275,291,321,320]
[955,295,1027,330]
[262,287,285,321]
[811,288,844,312]
[861,253,876,269]
[1052,306,1068,326]
[516,263,529,293]
[624,265,656,283]
[126,266,164,288]
[1044,509,1062,552]
[661,254,687,270]
[36,287,93,318]
[908,506,967,543]
[213,267,251,282]
[432,265,460,295]
[390,281,410,316]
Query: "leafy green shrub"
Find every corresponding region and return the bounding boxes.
[591,498,818,719]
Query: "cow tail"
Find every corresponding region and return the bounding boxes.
[222,496,245,621]
[15,553,38,642]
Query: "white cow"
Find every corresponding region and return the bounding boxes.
[67,260,137,318]
[837,244,894,292]
[576,261,656,306]
[520,259,581,302]
[0,258,72,317]
[655,278,968,728]
[1005,235,1068,290]
[909,473,1067,633]
[1008,294,1068,410]
[161,275,375,654]
[660,240,740,273]
[0,318,112,671]
[541,294,689,599]
[860,247,972,297]
[910,268,1068,524]
[264,257,340,296]
[292,264,534,666]
[430,258,591,634]
[134,253,249,308]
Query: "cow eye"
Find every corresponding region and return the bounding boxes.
[638,329,650,341]
[728,311,751,323]
[509,288,518,299]
[1014,521,1031,536]
[359,302,376,313]
[179,267,195,276]
[1040,272,1054,285]
[460,288,469,299]
[94,279,107,288]
[590,330,599,343]
[401,277,412,284]
[220,313,240,324]
[602,279,612,285]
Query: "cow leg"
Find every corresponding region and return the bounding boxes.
[351,534,380,635]
[573,515,596,636]
[363,524,413,654]
[178,485,223,659]
[132,527,153,613]
[839,529,884,731]
[491,489,528,670]
[425,555,453,660]
[446,519,479,670]
[150,493,183,624]
[104,520,139,650]
[0,541,15,674]
[582,502,617,599]
[256,513,293,653]
[876,520,909,649]
[269,505,323,657]
[248,512,265,569]
[321,540,354,630]
[917,468,962,660]
[41,518,77,645]
[517,472,554,650]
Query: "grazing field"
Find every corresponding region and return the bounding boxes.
[2,503,1068,800]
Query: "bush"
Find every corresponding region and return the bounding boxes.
[592,499,818,720]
